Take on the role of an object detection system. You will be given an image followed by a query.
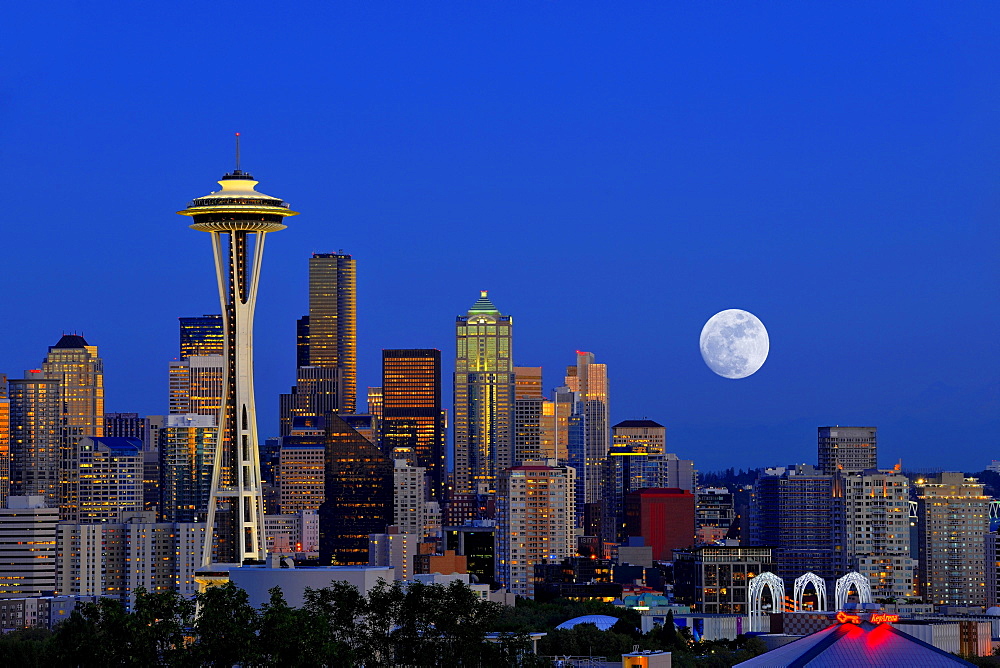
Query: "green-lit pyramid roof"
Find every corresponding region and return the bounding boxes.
[468,290,500,314]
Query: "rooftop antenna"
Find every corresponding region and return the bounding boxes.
[235,132,241,171]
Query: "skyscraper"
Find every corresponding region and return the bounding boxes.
[8,372,61,504]
[513,367,545,466]
[169,356,225,416]
[565,351,610,516]
[917,472,990,606]
[179,315,224,358]
[817,426,877,474]
[159,414,216,523]
[318,414,392,565]
[381,349,445,501]
[454,291,514,497]
[178,159,297,564]
[307,253,357,414]
[74,437,143,523]
[39,335,105,521]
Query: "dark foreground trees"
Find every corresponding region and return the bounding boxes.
[2,579,536,667]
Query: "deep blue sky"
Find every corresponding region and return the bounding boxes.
[2,3,997,472]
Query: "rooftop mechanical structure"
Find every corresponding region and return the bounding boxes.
[178,147,298,565]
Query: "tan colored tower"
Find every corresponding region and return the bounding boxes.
[178,155,297,565]
[307,253,357,414]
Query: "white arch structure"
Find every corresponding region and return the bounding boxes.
[793,572,828,611]
[835,572,872,610]
[748,572,785,632]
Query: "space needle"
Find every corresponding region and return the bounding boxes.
[178,136,298,565]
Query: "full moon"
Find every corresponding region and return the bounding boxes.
[700,309,769,379]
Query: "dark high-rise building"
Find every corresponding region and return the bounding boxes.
[307,253,356,414]
[454,291,514,497]
[104,413,149,447]
[624,487,695,561]
[817,426,877,474]
[318,414,392,565]
[279,366,339,437]
[750,465,840,585]
[296,316,310,368]
[381,349,445,501]
[179,315,224,359]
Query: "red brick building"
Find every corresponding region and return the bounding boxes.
[625,488,695,561]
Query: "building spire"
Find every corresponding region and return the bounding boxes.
[468,290,500,315]
[235,132,241,171]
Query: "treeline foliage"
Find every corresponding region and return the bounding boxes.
[496,599,766,666]
[698,468,762,489]
[1,580,537,667]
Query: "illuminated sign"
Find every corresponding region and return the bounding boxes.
[835,611,899,625]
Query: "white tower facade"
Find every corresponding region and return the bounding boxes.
[178,155,297,565]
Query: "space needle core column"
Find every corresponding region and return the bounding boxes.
[178,160,298,566]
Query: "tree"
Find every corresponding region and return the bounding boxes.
[190,581,259,667]
[300,580,367,665]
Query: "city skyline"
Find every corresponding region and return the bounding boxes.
[2,3,997,473]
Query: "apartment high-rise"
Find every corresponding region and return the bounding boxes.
[917,472,990,606]
[453,291,514,497]
[179,315,224,358]
[839,469,915,598]
[497,460,576,598]
[103,413,149,447]
[818,426,877,474]
[306,253,357,414]
[178,161,297,564]
[381,349,445,501]
[8,372,61,504]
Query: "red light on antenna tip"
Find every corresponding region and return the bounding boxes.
[235,132,240,136]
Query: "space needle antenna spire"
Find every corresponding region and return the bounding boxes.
[235,132,241,172]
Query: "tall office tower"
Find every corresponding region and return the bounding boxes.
[0,377,8,504]
[497,460,576,598]
[8,372,61,503]
[541,386,574,462]
[278,366,339,437]
[750,465,841,586]
[0,496,58,597]
[104,413,149,446]
[695,487,736,543]
[454,291,514,497]
[178,160,297,565]
[513,367,544,466]
[565,351,610,514]
[295,316,310,368]
[624,488,696,561]
[169,356,225,416]
[840,469,915,598]
[917,472,990,606]
[41,335,104,520]
[602,419,693,544]
[306,252,357,414]
[278,442,325,514]
[179,315,224,358]
[318,414,393,565]
[367,387,383,423]
[73,437,143,523]
[817,426,877,474]
[159,414,216,522]
[381,349,446,501]
[612,419,666,454]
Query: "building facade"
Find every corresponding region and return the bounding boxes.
[8,373,61,505]
[178,315,224,359]
[74,437,143,523]
[168,355,224,417]
[159,414,216,523]
[305,252,357,414]
[673,546,775,614]
[0,496,57,598]
[624,487,696,561]
[565,352,610,520]
[453,291,514,497]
